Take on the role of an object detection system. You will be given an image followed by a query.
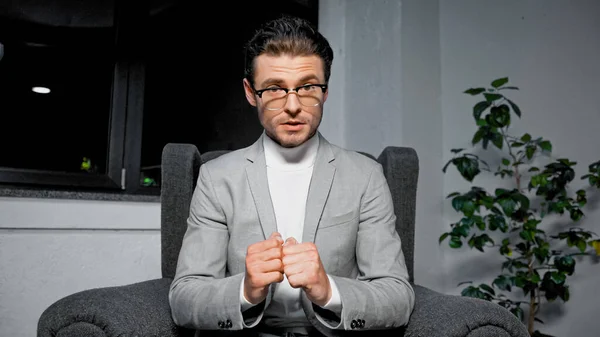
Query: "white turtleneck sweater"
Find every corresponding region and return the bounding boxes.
[239,133,342,327]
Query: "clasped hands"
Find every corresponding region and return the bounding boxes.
[244,232,331,307]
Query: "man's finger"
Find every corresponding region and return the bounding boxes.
[249,246,282,263]
[284,237,298,246]
[270,232,283,242]
[281,250,309,266]
[286,272,309,289]
[283,242,317,255]
[248,236,283,254]
[264,271,285,284]
[283,260,309,276]
[253,258,284,273]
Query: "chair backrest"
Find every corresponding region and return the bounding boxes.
[160,144,419,282]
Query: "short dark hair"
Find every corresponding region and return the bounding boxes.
[244,15,334,86]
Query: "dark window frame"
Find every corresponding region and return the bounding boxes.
[0,0,154,196]
[0,0,319,199]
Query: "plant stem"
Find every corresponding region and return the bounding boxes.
[528,255,536,335]
[502,127,536,334]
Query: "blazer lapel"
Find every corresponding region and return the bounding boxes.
[245,135,278,240]
[302,134,336,243]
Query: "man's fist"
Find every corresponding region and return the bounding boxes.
[282,237,332,306]
[243,232,284,304]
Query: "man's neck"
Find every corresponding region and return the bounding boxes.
[263,133,319,171]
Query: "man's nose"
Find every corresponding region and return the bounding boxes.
[283,92,302,115]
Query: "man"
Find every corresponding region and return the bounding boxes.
[168,15,415,337]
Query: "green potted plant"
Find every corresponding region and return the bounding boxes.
[440,77,600,337]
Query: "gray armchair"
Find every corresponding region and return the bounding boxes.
[37,143,530,337]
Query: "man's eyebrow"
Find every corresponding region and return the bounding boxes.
[297,74,321,84]
[259,74,322,88]
[259,78,286,88]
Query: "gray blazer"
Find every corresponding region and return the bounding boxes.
[168,132,415,336]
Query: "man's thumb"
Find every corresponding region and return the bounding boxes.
[270,232,283,243]
[285,237,298,246]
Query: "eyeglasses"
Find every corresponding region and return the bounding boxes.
[253,84,328,111]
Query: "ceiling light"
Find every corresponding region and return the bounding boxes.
[32,86,51,94]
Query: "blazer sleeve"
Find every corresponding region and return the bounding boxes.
[168,163,271,331]
[303,163,415,332]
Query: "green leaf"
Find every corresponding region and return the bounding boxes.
[461,285,492,300]
[439,232,450,244]
[484,93,503,102]
[455,224,470,237]
[576,238,587,252]
[510,306,524,322]
[539,140,552,152]
[502,158,511,166]
[500,244,512,256]
[446,192,461,198]
[521,133,532,142]
[560,286,570,301]
[519,229,535,242]
[454,157,481,182]
[498,198,516,216]
[526,145,536,160]
[452,196,465,212]
[493,275,514,292]
[479,283,496,295]
[550,271,566,285]
[570,208,584,222]
[451,148,465,154]
[472,129,485,146]
[507,98,522,118]
[495,188,511,197]
[555,256,575,275]
[449,236,463,248]
[513,192,530,210]
[490,105,511,127]
[491,77,509,88]
[442,159,453,173]
[488,214,508,232]
[473,101,492,120]
[464,88,486,95]
[499,86,519,90]
[491,132,504,150]
[588,240,600,256]
[462,200,476,216]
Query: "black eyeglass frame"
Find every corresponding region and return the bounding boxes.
[252,83,328,98]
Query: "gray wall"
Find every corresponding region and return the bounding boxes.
[319,0,600,336]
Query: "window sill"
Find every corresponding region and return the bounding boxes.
[0,187,160,203]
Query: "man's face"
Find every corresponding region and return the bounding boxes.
[243,54,328,148]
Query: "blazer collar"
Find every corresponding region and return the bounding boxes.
[244,132,336,242]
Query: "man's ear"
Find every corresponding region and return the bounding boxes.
[322,86,329,104]
[243,78,257,107]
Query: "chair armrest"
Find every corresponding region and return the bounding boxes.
[404,285,530,337]
[37,278,194,337]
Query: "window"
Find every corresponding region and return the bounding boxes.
[0,0,123,191]
[0,0,319,197]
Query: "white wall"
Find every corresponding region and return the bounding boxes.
[321,0,600,336]
[0,197,161,337]
[440,1,600,335]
